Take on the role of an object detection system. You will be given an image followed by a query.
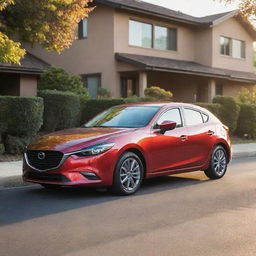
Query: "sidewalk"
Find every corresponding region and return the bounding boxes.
[0,143,256,188]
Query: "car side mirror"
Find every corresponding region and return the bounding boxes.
[159,121,177,134]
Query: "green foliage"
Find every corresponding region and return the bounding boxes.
[0,96,44,136]
[98,88,111,99]
[0,143,4,155]
[4,135,33,154]
[38,90,81,132]
[38,66,90,97]
[235,103,256,139]
[237,87,256,104]
[144,86,173,101]
[124,96,155,103]
[195,103,222,118]
[213,96,240,133]
[0,0,92,64]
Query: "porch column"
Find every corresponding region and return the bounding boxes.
[139,72,147,97]
[208,79,216,102]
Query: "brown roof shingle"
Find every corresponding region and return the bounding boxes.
[116,53,256,83]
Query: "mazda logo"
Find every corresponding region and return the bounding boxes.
[37,152,46,160]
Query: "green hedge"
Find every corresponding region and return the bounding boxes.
[235,103,256,139]
[38,90,81,132]
[213,96,240,134]
[0,96,44,137]
[80,97,155,124]
[196,103,222,119]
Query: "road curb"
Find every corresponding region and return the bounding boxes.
[0,154,255,189]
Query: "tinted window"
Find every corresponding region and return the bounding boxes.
[220,36,231,56]
[85,106,160,128]
[78,19,88,39]
[156,108,182,128]
[184,108,203,126]
[202,113,209,123]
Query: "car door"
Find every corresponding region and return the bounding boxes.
[147,108,191,174]
[182,107,216,167]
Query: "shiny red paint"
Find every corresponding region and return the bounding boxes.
[23,103,231,187]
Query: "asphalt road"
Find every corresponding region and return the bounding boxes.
[1,158,256,256]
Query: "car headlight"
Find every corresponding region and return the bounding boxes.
[73,143,115,157]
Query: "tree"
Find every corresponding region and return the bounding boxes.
[218,0,256,25]
[0,0,93,64]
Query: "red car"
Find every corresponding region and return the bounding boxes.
[23,103,231,195]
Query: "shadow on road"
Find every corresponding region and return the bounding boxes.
[0,172,208,226]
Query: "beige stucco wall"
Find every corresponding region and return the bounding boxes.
[212,18,254,72]
[114,10,196,61]
[20,75,38,97]
[26,4,120,97]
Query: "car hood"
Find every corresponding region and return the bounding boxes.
[28,127,131,153]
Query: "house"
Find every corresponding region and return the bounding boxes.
[27,0,256,102]
[0,53,50,96]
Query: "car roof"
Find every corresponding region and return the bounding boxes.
[119,102,200,108]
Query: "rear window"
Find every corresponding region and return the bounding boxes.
[184,108,203,126]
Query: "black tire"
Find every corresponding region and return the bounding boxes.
[111,152,144,196]
[204,145,228,179]
[40,184,62,190]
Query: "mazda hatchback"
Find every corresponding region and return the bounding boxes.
[23,103,231,195]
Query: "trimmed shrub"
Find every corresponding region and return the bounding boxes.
[39,66,90,98]
[4,135,33,155]
[0,96,44,137]
[125,96,155,103]
[0,143,4,155]
[235,103,256,139]
[81,98,126,124]
[38,90,81,132]
[196,103,222,119]
[213,96,240,133]
[144,86,173,101]
[98,88,111,99]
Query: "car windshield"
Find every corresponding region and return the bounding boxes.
[84,106,161,128]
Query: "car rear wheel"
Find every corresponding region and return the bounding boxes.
[112,152,143,195]
[204,145,228,179]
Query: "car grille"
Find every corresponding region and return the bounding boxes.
[24,172,70,183]
[26,150,64,171]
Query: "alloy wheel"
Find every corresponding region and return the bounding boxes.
[213,148,227,176]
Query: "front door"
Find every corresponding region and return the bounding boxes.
[121,77,137,98]
[147,108,190,174]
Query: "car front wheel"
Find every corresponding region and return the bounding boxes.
[112,152,144,195]
[204,145,228,179]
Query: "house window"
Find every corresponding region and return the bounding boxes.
[129,20,177,51]
[220,36,231,56]
[83,74,101,99]
[129,20,153,48]
[78,19,88,39]
[216,84,223,96]
[154,26,177,51]
[232,39,245,59]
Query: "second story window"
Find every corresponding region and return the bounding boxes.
[154,26,177,51]
[129,20,153,48]
[129,20,177,51]
[220,36,245,59]
[78,19,88,39]
[220,36,231,56]
[232,39,245,59]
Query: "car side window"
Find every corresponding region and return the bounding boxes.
[184,108,203,126]
[202,113,209,123]
[155,108,183,128]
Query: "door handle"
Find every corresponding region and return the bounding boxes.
[180,135,188,142]
[207,130,215,136]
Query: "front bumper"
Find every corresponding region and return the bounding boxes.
[23,152,117,187]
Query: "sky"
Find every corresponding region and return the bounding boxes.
[143,0,239,17]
